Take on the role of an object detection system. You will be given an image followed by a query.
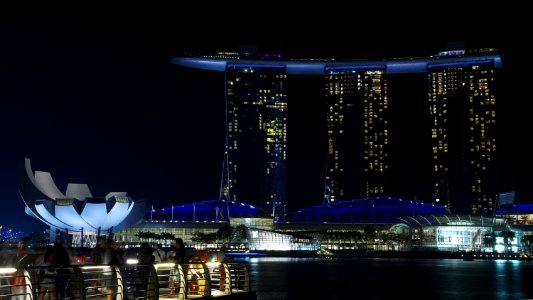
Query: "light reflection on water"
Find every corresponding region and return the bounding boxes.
[238,257,533,300]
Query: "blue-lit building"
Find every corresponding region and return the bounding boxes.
[114,199,276,249]
[116,197,521,252]
[284,197,447,223]
[18,158,149,246]
[146,200,271,223]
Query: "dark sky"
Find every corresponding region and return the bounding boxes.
[1,7,530,232]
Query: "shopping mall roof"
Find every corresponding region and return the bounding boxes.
[146,199,271,222]
[285,197,449,223]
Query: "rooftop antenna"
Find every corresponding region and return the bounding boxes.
[415,195,420,216]
[323,137,332,206]
[219,71,232,223]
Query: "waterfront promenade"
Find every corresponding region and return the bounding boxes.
[0,261,256,299]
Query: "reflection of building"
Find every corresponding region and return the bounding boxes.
[324,67,389,201]
[428,50,500,215]
[18,158,148,246]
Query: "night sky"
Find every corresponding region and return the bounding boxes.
[1,7,530,232]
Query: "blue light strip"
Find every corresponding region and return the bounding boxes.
[427,59,494,69]
[387,61,428,73]
[172,54,502,74]
[325,65,386,74]
[286,63,325,75]
[227,64,286,70]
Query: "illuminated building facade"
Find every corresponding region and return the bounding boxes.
[224,64,288,218]
[324,67,389,202]
[18,158,149,246]
[428,52,499,215]
[172,49,502,216]
[121,197,519,253]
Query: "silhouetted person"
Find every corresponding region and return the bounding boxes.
[138,243,154,265]
[169,238,186,296]
[153,244,166,263]
[135,243,154,298]
[15,241,30,266]
[217,245,228,291]
[38,242,70,300]
[103,239,122,300]
[174,238,186,264]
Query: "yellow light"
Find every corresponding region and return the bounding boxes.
[206,262,220,268]
[154,263,175,269]
[81,265,114,270]
[0,267,17,274]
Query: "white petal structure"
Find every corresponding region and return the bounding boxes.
[35,201,73,229]
[65,183,93,200]
[34,171,65,199]
[55,200,97,230]
[18,157,148,233]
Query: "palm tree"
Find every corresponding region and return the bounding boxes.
[483,233,496,251]
[216,224,233,246]
[501,231,516,253]
[160,232,176,242]
[522,235,533,255]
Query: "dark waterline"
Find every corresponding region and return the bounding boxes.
[240,257,533,300]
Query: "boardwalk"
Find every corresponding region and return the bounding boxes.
[0,261,256,299]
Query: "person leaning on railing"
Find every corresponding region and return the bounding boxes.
[186,256,206,295]
[216,245,228,291]
[168,238,186,297]
[134,242,154,298]
[38,242,70,300]
[37,245,57,300]
[103,239,124,300]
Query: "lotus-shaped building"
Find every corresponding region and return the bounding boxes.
[18,157,149,237]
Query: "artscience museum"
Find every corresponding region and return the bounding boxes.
[18,158,149,246]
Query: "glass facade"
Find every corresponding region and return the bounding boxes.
[324,68,389,202]
[172,50,502,222]
[225,65,288,218]
[428,63,497,215]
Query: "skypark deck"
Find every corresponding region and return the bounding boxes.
[172,53,502,75]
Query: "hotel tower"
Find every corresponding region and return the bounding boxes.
[223,63,288,218]
[324,66,389,203]
[428,51,499,215]
[172,48,502,216]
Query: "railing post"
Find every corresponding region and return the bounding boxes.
[11,269,32,299]
[176,264,186,299]
[241,262,250,292]
[72,265,87,299]
[222,263,231,294]
[147,264,159,299]
[200,262,211,297]
[113,265,124,300]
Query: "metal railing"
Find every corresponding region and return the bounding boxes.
[0,261,253,299]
